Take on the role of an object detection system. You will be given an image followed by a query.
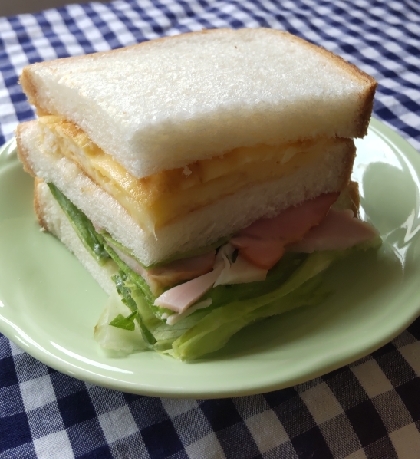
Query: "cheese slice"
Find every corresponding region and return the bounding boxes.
[38,116,352,233]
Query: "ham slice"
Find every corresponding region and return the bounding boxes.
[214,244,268,286]
[154,264,223,313]
[152,196,376,313]
[165,299,213,325]
[108,242,216,294]
[231,193,339,269]
[146,251,216,288]
[289,209,378,252]
[229,237,286,270]
[215,253,268,285]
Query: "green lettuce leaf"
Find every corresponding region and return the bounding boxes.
[109,312,137,331]
[168,251,339,360]
[112,272,157,345]
[48,183,110,264]
[94,292,147,355]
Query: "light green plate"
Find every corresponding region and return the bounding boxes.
[0,118,419,398]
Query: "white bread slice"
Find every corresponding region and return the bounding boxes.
[20,28,375,178]
[35,179,118,294]
[17,120,355,266]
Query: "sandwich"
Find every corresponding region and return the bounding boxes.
[16,28,379,360]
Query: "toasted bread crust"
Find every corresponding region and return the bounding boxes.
[15,122,36,177]
[347,181,361,214]
[34,177,48,231]
[17,122,50,231]
[332,180,360,216]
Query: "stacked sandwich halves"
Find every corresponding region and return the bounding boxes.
[16,28,379,360]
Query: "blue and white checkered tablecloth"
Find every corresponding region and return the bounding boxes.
[1,1,420,458]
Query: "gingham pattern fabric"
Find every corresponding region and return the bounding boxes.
[1,1,420,458]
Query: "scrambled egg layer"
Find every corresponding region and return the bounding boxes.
[39,116,345,232]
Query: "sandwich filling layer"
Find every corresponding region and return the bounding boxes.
[38,116,355,232]
[35,180,379,360]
